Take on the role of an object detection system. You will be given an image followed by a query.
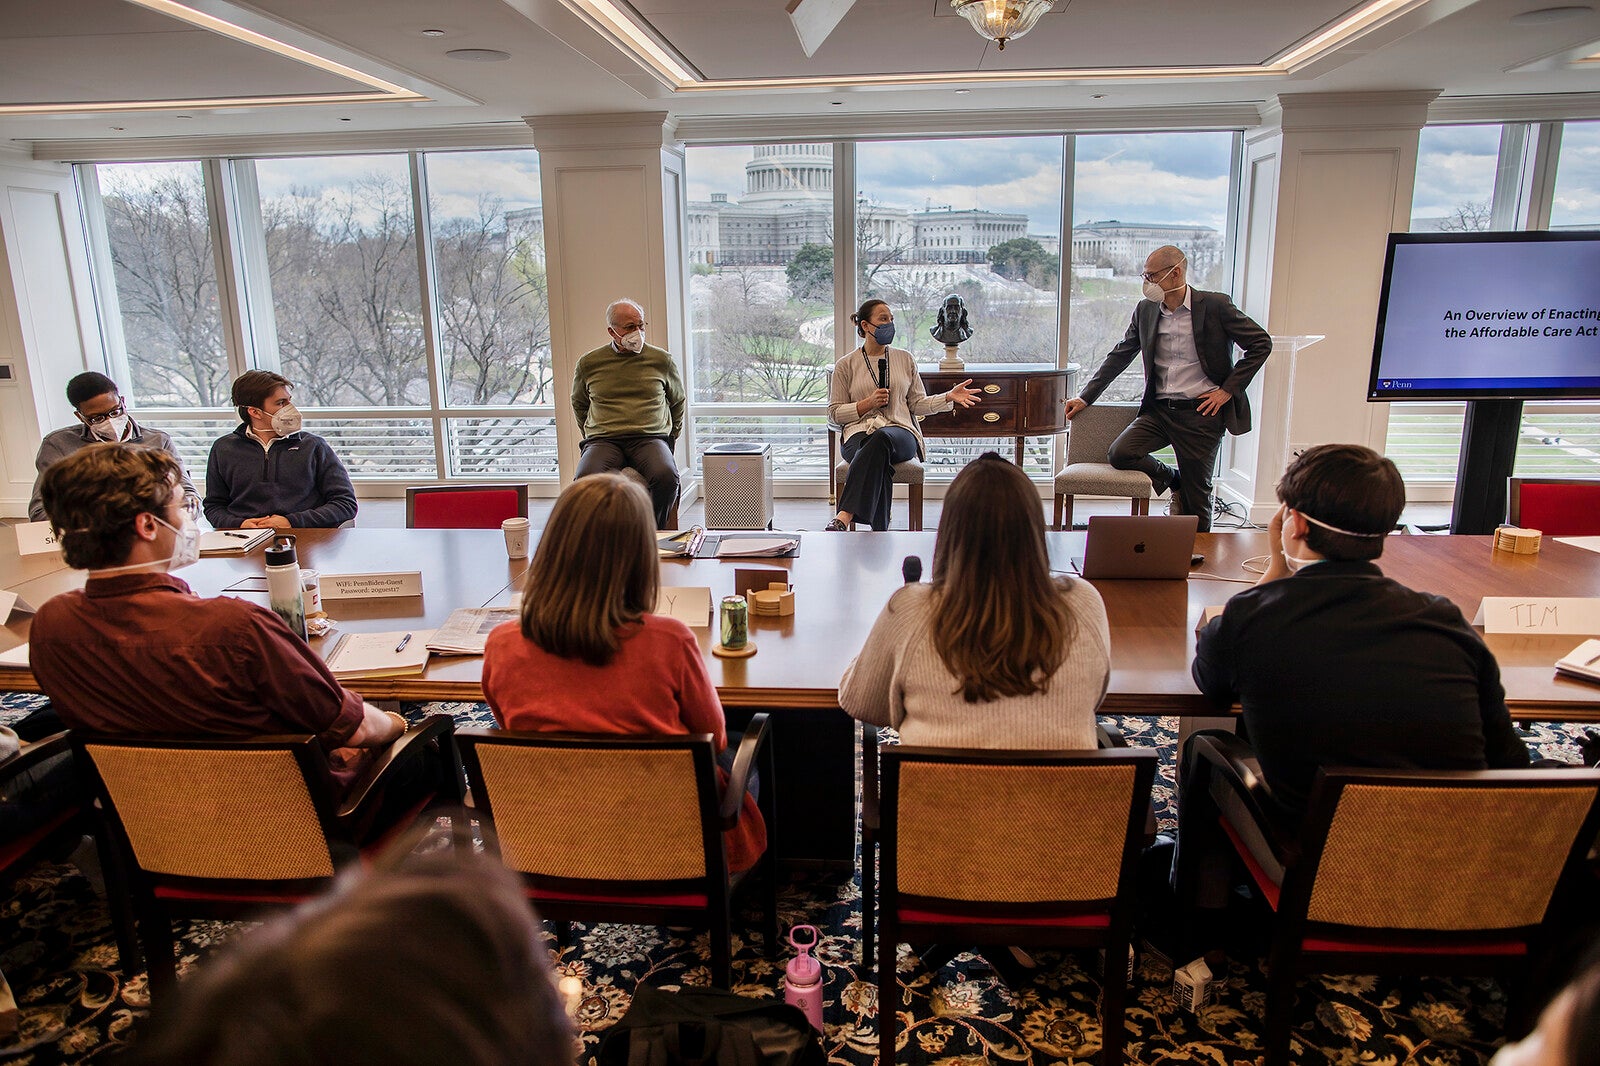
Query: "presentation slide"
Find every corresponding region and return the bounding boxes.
[1370,237,1600,398]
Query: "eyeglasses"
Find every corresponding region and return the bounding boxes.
[1141,262,1183,283]
[79,403,126,426]
[613,321,647,332]
[179,496,201,521]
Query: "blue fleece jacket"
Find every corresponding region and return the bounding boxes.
[203,424,358,529]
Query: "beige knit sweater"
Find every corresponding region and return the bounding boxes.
[838,578,1111,749]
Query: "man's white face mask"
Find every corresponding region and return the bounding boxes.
[616,328,646,354]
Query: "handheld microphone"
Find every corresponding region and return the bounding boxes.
[877,357,888,390]
[902,555,922,584]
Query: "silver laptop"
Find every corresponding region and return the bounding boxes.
[1075,514,1200,579]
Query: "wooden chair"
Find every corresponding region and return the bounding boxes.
[1506,476,1600,536]
[1182,733,1600,1066]
[405,484,529,529]
[873,744,1156,1066]
[617,466,682,530]
[72,717,460,1000]
[1053,403,1153,530]
[828,431,925,531]
[456,715,777,989]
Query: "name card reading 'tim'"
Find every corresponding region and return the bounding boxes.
[1478,597,1600,635]
[319,571,423,600]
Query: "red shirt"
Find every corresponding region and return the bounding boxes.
[482,614,765,873]
[31,572,370,796]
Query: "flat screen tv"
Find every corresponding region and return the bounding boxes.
[1368,230,1600,401]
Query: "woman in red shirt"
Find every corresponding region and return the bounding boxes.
[481,473,764,872]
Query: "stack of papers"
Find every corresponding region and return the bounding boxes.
[1555,639,1600,685]
[323,630,433,680]
[426,608,519,656]
[199,528,275,556]
[715,535,799,558]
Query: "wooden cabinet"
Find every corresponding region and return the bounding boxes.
[919,364,1074,465]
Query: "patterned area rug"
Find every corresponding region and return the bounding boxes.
[1,691,1591,1065]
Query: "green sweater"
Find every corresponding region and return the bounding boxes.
[571,341,686,442]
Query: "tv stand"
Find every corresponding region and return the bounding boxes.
[1449,399,1522,534]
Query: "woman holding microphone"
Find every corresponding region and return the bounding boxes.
[826,299,980,531]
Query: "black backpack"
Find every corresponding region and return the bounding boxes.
[596,985,825,1066]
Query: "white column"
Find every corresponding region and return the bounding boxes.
[1222,91,1438,521]
[527,112,687,485]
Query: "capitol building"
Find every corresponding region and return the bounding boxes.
[687,143,1038,268]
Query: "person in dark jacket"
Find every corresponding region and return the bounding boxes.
[203,370,357,529]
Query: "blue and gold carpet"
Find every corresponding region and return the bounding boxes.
[1,692,1591,1064]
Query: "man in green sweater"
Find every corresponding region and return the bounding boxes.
[571,298,686,528]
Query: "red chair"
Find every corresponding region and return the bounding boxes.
[1506,477,1600,536]
[405,484,529,529]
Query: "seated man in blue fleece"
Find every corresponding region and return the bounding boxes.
[203,370,358,529]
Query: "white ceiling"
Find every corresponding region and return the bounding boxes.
[1,0,1598,151]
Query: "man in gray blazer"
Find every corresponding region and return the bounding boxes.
[1064,245,1271,531]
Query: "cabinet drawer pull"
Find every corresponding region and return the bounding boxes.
[982,383,1001,394]
[982,412,1001,423]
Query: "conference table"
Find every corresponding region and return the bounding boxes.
[5,525,1600,863]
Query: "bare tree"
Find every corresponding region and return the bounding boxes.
[1438,199,1493,233]
[100,171,228,406]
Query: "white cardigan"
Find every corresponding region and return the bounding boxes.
[827,346,953,460]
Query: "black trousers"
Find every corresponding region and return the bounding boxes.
[838,426,918,531]
[1108,405,1224,532]
[576,435,680,529]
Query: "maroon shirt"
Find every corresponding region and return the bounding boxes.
[31,572,370,796]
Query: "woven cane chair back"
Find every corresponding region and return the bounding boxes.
[888,748,1154,905]
[1304,779,1597,931]
[83,742,335,881]
[467,739,711,882]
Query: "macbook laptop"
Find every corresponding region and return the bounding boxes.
[1075,514,1200,579]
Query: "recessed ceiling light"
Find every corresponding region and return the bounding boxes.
[1090,92,1107,99]
[830,100,843,105]
[446,48,511,62]
[1510,5,1592,22]
[339,117,352,122]
[109,126,125,131]
[175,114,193,119]
[421,28,447,37]
[954,88,971,94]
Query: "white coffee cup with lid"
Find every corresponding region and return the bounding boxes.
[502,517,530,559]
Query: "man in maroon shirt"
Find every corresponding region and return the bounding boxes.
[30,443,406,799]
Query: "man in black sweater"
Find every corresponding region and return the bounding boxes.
[1175,445,1529,926]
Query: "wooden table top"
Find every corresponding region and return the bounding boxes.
[4,527,1599,719]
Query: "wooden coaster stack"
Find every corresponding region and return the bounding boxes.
[1493,526,1542,554]
[748,583,795,617]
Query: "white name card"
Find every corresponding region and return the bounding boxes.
[319,571,424,600]
[656,586,712,628]
[1478,597,1600,635]
[0,590,36,623]
[14,521,60,556]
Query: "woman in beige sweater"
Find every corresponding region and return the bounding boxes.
[838,452,1110,747]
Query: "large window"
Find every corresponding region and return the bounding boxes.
[1410,124,1500,231]
[1067,133,1236,406]
[252,154,425,408]
[93,161,229,408]
[855,136,1064,366]
[1550,120,1600,229]
[81,149,556,483]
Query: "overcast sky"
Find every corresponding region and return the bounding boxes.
[687,132,1236,236]
[96,120,1599,235]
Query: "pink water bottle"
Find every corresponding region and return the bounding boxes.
[783,924,824,1031]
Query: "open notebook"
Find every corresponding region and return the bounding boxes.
[323,629,434,680]
[199,528,275,556]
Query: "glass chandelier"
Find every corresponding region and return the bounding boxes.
[950,0,1056,50]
